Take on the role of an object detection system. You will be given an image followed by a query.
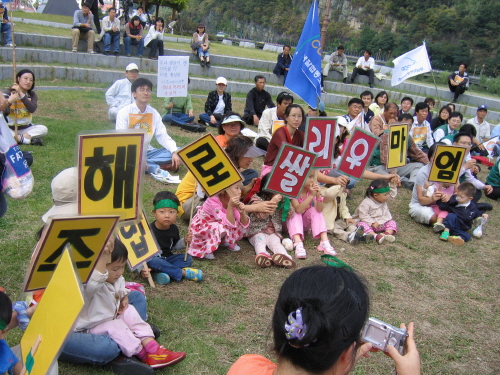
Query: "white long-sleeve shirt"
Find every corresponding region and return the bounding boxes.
[144,25,164,46]
[355,56,375,71]
[105,78,133,111]
[116,102,177,153]
[466,116,491,143]
[101,16,121,33]
[257,107,279,142]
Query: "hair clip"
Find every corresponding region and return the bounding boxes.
[285,307,308,342]
[370,186,375,189]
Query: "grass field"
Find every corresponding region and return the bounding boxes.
[0,80,499,375]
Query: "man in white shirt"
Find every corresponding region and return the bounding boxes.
[337,98,370,134]
[116,78,181,183]
[322,45,348,83]
[347,49,375,88]
[101,7,121,56]
[409,102,434,153]
[466,105,491,147]
[255,91,294,151]
[106,63,139,121]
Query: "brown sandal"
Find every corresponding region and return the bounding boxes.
[272,254,296,269]
[255,253,272,268]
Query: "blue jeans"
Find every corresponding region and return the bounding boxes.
[162,113,194,126]
[124,36,144,56]
[197,46,209,57]
[443,213,472,242]
[1,22,12,44]
[59,291,147,365]
[199,112,223,127]
[148,253,193,281]
[147,147,173,174]
[103,32,120,52]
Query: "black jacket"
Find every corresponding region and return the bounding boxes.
[204,91,232,116]
[243,87,274,118]
[437,195,483,231]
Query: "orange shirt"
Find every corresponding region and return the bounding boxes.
[227,355,277,375]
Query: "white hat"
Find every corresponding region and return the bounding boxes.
[42,167,78,223]
[216,77,227,85]
[243,146,266,158]
[221,114,245,126]
[126,63,139,71]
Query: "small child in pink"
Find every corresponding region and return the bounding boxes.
[425,182,456,233]
[287,173,336,259]
[352,178,398,245]
[74,237,186,369]
[188,182,249,259]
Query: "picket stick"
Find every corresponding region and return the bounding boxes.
[9,0,18,138]
[184,180,197,261]
[143,261,155,288]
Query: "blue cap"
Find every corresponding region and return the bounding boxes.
[478,105,488,111]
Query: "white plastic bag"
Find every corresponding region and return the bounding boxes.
[0,116,34,199]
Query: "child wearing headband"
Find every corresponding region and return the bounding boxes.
[141,191,203,285]
[188,181,249,259]
[352,178,398,244]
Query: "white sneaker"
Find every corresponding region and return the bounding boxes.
[6,43,15,47]
[204,253,215,260]
[151,170,181,184]
[72,48,77,52]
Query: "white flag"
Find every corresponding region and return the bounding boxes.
[391,43,432,86]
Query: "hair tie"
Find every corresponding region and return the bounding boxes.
[285,307,308,346]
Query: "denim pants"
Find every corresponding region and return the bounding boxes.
[443,213,471,242]
[148,253,193,281]
[147,147,173,174]
[58,291,147,365]
[124,36,144,56]
[162,112,194,126]
[1,22,12,44]
[197,46,209,57]
[103,32,120,52]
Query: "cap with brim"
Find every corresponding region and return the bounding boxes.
[243,145,266,158]
[42,202,78,223]
[42,167,77,223]
[216,77,227,85]
[477,105,488,111]
[221,115,245,126]
[126,63,139,72]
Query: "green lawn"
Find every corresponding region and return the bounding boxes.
[0,83,499,375]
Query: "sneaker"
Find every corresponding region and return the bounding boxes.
[143,346,186,369]
[149,56,158,60]
[255,253,272,268]
[107,355,154,375]
[383,233,396,243]
[360,233,375,244]
[151,170,181,184]
[369,84,374,88]
[222,242,240,251]
[375,234,385,245]
[6,43,15,47]
[433,222,445,233]
[271,253,296,269]
[345,80,352,84]
[347,226,364,245]
[104,51,110,55]
[182,268,203,281]
[72,48,77,52]
[114,51,119,56]
[152,272,170,285]
[88,50,96,54]
[317,240,337,256]
[30,138,43,146]
[343,77,347,83]
[204,253,215,260]
[200,60,205,67]
[206,61,211,68]
[294,242,307,259]
[448,236,465,245]
[439,231,450,241]
[127,54,131,57]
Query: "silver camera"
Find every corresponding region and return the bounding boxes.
[360,317,408,355]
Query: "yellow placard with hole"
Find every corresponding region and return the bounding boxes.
[177,133,242,197]
[387,123,409,169]
[21,249,85,375]
[78,132,145,221]
[428,145,467,184]
[118,208,161,270]
[24,215,119,292]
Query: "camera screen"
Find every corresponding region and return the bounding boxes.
[365,325,387,343]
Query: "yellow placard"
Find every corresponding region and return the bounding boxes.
[177,133,242,197]
[78,132,145,221]
[272,120,285,134]
[428,145,467,184]
[21,249,85,375]
[118,208,161,269]
[387,123,409,169]
[24,215,119,292]
[128,113,153,137]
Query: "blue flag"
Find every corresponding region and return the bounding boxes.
[285,0,322,108]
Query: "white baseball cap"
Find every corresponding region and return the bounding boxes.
[216,77,227,85]
[126,63,139,72]
[42,167,78,223]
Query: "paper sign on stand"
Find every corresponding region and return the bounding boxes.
[78,132,145,222]
[177,133,242,197]
[387,123,409,169]
[428,145,467,184]
[304,117,336,169]
[21,249,85,375]
[157,56,189,98]
[23,215,119,292]
[118,208,161,270]
[337,127,379,180]
[263,144,317,199]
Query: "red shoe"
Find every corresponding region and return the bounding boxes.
[143,346,186,369]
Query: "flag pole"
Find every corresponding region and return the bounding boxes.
[424,40,441,110]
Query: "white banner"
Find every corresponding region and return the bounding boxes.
[481,136,499,158]
[157,56,189,98]
[391,43,432,86]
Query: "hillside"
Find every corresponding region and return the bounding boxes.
[176,0,499,76]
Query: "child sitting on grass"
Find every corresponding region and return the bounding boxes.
[0,291,21,375]
[424,181,456,233]
[437,182,488,245]
[352,177,398,245]
[142,191,203,285]
[188,181,249,259]
[75,238,186,369]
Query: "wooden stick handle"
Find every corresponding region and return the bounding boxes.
[185,181,197,261]
[20,335,42,375]
[142,261,155,288]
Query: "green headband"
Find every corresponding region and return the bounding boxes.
[154,199,178,211]
[0,318,6,331]
[370,186,390,193]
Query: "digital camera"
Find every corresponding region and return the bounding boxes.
[360,317,408,355]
